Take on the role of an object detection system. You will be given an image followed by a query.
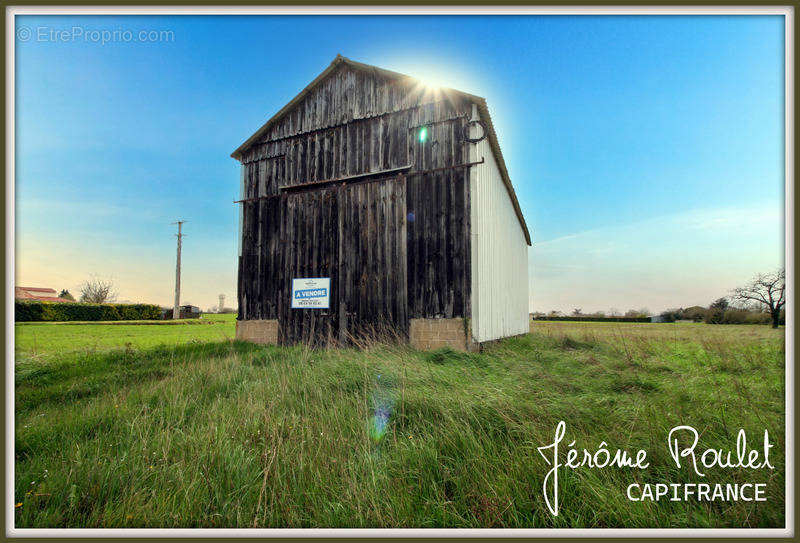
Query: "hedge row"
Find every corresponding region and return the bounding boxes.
[704,309,775,325]
[532,316,652,323]
[15,301,162,322]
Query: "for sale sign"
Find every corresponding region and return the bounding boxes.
[291,278,330,309]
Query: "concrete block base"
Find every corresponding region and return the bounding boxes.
[235,319,279,345]
[409,318,478,352]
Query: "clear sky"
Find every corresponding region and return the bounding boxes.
[14,14,785,313]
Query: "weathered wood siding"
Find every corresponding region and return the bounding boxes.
[337,179,408,341]
[237,64,473,344]
[406,113,471,320]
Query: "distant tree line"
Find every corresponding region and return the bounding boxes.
[659,269,785,328]
[657,303,778,326]
[532,314,651,323]
[531,308,651,320]
[532,269,785,329]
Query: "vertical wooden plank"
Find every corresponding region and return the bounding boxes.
[328,188,339,342]
[398,177,410,334]
[445,120,457,317]
[370,184,377,331]
[277,194,287,343]
[383,182,392,325]
[409,135,418,318]
[291,193,301,343]
[357,184,366,331]
[337,184,347,342]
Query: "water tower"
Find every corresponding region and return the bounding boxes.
[218,294,225,313]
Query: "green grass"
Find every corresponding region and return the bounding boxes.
[14,320,785,528]
[15,313,236,356]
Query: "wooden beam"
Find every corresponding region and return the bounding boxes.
[232,159,485,204]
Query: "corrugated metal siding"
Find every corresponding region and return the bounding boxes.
[469,105,529,342]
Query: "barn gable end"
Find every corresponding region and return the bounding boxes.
[233,56,530,347]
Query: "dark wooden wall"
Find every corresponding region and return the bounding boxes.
[237,64,472,344]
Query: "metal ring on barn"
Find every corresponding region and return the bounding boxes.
[463,120,487,143]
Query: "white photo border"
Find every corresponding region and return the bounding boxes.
[5,4,794,538]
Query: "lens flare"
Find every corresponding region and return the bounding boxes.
[418,126,428,143]
[369,374,395,443]
[370,404,392,441]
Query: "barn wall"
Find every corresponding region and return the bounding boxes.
[237,64,474,343]
[245,66,432,147]
[238,67,473,197]
[406,108,471,320]
[468,106,530,342]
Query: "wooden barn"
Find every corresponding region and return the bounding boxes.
[232,55,530,350]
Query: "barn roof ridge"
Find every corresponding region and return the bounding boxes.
[231,55,531,245]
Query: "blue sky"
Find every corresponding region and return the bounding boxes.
[14,15,785,312]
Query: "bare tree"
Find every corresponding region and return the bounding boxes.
[79,276,118,304]
[731,269,785,329]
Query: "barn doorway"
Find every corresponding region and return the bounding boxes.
[277,188,340,345]
[278,175,409,345]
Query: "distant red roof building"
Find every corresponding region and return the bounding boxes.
[15,286,74,303]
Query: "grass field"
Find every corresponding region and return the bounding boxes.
[15,313,236,356]
[14,319,785,528]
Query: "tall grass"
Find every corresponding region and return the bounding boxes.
[14,322,785,528]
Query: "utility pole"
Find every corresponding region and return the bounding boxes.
[172,220,186,319]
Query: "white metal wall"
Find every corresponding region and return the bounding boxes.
[468,105,530,342]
